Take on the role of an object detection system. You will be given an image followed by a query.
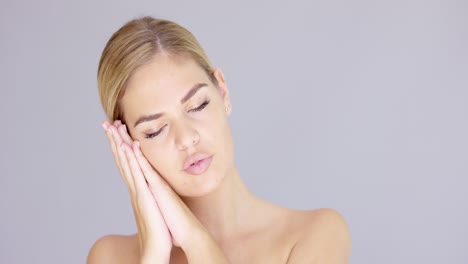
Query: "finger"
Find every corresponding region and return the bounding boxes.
[122,143,167,210]
[102,120,111,130]
[122,144,170,235]
[113,119,132,145]
[122,142,154,199]
[131,141,176,207]
[113,120,122,133]
[118,123,133,145]
[114,120,123,136]
[109,125,124,171]
[103,124,137,194]
[131,141,192,238]
[110,125,138,192]
[121,145,162,245]
[102,122,124,176]
[122,145,165,232]
[132,141,166,188]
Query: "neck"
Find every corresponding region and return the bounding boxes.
[181,166,258,241]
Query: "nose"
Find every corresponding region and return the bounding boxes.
[174,121,200,150]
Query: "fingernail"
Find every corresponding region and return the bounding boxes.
[102,122,108,130]
[123,124,127,132]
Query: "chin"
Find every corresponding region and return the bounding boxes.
[175,163,229,198]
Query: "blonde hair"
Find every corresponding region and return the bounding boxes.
[97,16,218,121]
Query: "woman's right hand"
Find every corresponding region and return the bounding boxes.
[103,120,172,264]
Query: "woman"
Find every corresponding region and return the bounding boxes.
[88,16,351,263]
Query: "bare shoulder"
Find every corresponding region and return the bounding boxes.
[300,208,350,237]
[286,208,351,263]
[86,233,139,264]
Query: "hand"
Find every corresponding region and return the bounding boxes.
[102,120,172,263]
[104,120,228,263]
[105,121,205,248]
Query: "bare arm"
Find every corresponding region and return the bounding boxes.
[181,229,230,264]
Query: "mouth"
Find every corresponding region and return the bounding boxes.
[183,152,214,175]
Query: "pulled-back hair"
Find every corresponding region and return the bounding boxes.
[97,16,218,121]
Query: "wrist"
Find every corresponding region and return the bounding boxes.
[179,225,207,251]
[140,252,170,264]
[180,229,229,263]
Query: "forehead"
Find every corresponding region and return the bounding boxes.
[121,56,211,119]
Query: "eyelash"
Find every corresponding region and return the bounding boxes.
[192,99,210,112]
[144,99,210,139]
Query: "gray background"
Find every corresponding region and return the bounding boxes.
[1,0,467,263]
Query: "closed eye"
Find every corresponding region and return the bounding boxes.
[144,100,210,139]
[191,99,210,112]
[145,124,167,139]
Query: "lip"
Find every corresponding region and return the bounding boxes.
[182,152,213,175]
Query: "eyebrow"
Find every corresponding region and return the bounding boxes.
[133,83,208,128]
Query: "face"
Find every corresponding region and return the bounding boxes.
[120,55,234,197]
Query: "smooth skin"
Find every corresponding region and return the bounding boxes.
[87,55,351,263]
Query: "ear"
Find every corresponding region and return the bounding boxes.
[213,68,232,115]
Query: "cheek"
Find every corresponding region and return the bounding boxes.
[203,113,233,158]
[141,144,173,174]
